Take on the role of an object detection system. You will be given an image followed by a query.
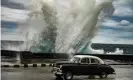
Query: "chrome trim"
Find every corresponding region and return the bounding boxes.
[51,67,62,74]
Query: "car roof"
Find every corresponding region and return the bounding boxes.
[74,55,104,64]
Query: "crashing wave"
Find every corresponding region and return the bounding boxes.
[26,0,114,53]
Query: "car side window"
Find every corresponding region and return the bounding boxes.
[90,58,99,64]
[75,58,80,63]
[70,57,80,63]
[81,58,90,64]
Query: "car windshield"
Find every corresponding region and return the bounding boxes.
[70,57,80,63]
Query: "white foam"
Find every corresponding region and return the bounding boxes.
[26,0,114,54]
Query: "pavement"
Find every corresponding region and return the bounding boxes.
[1,65,133,80]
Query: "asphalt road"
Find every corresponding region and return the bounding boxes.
[1,65,133,80]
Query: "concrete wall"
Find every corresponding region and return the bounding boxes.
[1,50,133,62]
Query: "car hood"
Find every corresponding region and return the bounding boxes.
[54,61,75,67]
[56,61,74,64]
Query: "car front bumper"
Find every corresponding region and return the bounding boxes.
[51,67,63,75]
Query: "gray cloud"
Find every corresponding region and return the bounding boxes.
[113,0,133,17]
[1,0,26,10]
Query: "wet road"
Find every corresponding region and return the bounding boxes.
[1,65,133,80]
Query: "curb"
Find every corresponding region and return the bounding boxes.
[1,63,133,68]
[1,63,53,68]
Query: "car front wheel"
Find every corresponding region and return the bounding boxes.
[64,71,73,80]
[100,72,107,78]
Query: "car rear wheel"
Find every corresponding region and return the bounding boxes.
[64,71,73,80]
[100,72,107,78]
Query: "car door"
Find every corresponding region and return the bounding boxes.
[70,57,81,74]
[79,57,90,75]
[88,58,101,74]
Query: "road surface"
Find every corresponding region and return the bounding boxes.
[1,65,133,80]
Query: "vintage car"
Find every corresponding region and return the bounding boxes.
[52,55,115,80]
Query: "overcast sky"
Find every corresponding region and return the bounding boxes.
[1,0,133,44]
